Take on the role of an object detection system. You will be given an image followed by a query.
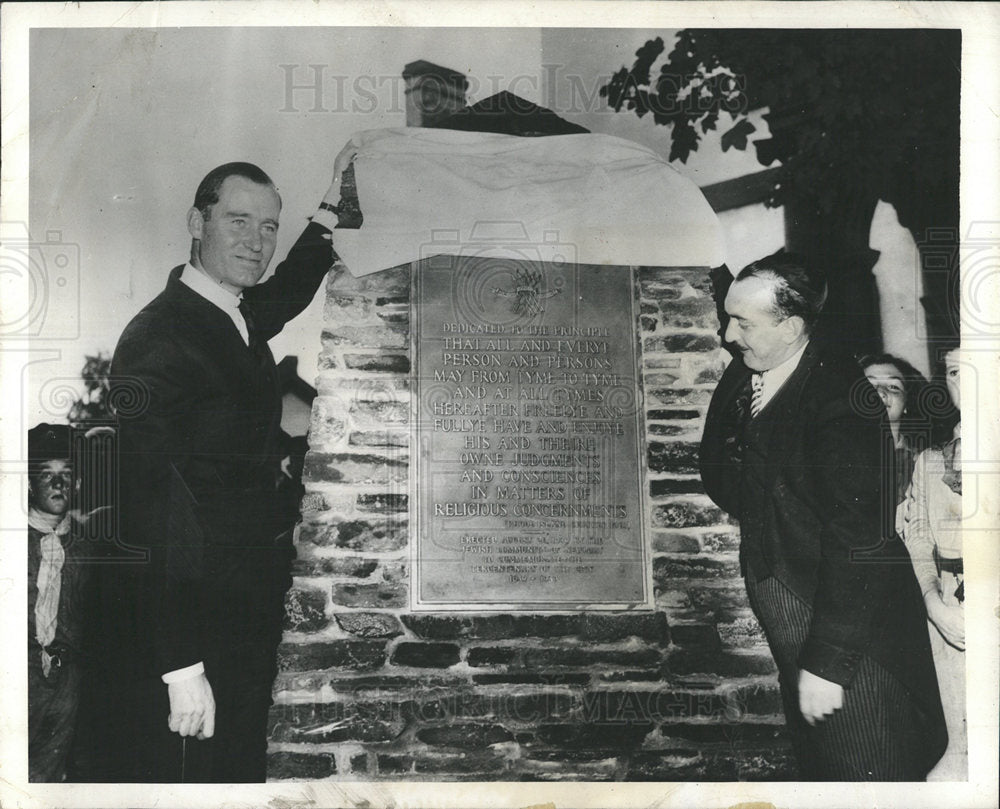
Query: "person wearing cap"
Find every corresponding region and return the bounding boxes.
[102,144,357,783]
[27,423,91,782]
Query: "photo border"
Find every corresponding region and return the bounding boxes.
[2,2,997,807]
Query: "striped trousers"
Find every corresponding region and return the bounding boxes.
[746,573,927,780]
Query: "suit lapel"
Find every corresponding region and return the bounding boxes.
[715,355,754,417]
[162,269,263,383]
[756,342,820,489]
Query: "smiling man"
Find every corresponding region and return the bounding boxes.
[699,252,947,780]
[104,149,355,782]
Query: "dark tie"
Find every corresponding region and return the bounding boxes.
[238,299,267,364]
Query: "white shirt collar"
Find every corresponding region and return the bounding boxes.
[756,341,808,409]
[179,263,249,345]
[180,263,243,311]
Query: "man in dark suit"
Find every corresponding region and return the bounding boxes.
[102,146,355,782]
[699,252,946,780]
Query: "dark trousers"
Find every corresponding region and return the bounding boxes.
[745,573,927,780]
[29,655,82,782]
[83,640,278,783]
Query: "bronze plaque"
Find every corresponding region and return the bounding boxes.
[412,252,649,610]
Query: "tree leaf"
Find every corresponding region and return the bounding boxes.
[632,37,666,86]
[720,118,756,152]
[669,121,700,163]
[754,137,780,166]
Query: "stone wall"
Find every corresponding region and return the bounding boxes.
[266,260,797,781]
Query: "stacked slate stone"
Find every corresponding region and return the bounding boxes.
[267,97,795,782]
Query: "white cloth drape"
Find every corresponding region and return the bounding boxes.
[332,128,726,277]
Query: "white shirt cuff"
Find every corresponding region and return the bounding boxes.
[311,206,340,231]
[161,661,205,683]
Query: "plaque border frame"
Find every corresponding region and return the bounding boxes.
[409,256,654,613]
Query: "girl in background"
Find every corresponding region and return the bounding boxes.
[859,353,930,502]
[900,346,966,781]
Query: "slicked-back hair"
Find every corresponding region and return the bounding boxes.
[193,162,278,220]
[735,251,829,333]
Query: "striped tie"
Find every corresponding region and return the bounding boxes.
[750,372,765,418]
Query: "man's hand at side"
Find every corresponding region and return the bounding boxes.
[798,669,843,726]
[167,673,216,738]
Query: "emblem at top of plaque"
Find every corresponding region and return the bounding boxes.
[492,266,561,317]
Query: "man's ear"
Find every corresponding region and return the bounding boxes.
[780,315,806,344]
[187,206,205,240]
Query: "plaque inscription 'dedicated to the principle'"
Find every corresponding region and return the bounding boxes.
[412,251,650,610]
